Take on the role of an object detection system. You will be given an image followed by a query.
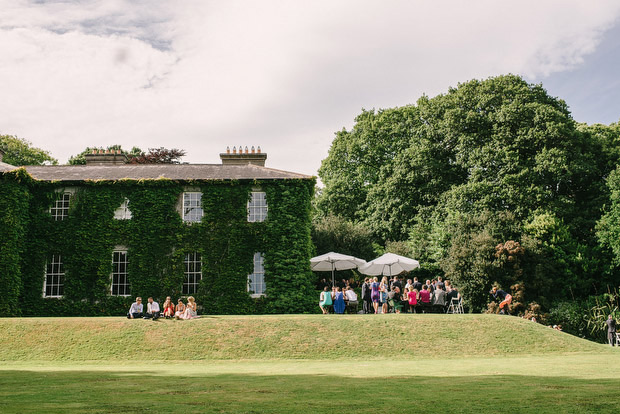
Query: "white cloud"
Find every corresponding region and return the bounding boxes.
[1,0,619,175]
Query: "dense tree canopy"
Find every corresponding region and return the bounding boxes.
[127,147,186,164]
[318,75,620,311]
[0,135,57,166]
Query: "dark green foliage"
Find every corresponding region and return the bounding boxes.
[0,135,57,166]
[548,289,620,343]
[311,214,375,261]
[598,167,620,266]
[2,172,315,316]
[318,74,620,312]
[126,183,183,300]
[0,169,31,315]
[264,181,317,313]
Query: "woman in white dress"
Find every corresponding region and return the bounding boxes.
[179,296,198,319]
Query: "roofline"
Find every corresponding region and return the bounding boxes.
[17,163,315,182]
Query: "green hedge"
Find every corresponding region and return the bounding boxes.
[3,174,316,316]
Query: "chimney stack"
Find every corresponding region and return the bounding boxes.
[85,149,128,166]
[220,145,267,166]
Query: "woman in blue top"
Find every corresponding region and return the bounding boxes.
[319,286,333,314]
[333,286,345,314]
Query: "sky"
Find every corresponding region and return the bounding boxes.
[1,0,620,177]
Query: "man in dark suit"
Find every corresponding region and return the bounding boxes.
[361,277,372,314]
[391,275,402,292]
[607,315,617,346]
[412,277,422,292]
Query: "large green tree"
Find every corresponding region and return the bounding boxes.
[0,135,57,166]
[318,75,618,310]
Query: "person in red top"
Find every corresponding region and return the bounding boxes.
[419,285,431,303]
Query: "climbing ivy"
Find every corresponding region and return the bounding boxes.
[0,168,31,316]
[1,172,316,316]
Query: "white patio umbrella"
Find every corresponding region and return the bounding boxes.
[358,253,420,276]
[310,252,366,286]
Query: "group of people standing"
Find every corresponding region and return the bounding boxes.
[360,275,460,314]
[126,296,198,320]
[318,275,462,314]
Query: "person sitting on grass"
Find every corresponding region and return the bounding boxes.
[162,296,175,319]
[174,299,185,319]
[127,297,143,319]
[178,296,198,320]
[490,286,512,315]
[143,297,160,320]
[319,286,332,314]
[333,286,345,314]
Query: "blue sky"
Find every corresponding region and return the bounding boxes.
[1,1,619,176]
[534,22,620,125]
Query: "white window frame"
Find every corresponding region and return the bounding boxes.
[43,254,65,298]
[50,192,72,221]
[247,191,268,222]
[248,252,265,297]
[183,252,202,295]
[182,192,203,223]
[110,250,130,296]
[113,198,132,220]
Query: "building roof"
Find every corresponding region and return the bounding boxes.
[0,161,16,173]
[22,163,313,182]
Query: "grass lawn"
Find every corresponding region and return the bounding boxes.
[1,315,619,413]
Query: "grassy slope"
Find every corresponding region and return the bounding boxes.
[2,315,620,413]
[0,314,608,361]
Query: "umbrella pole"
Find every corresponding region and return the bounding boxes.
[331,262,335,288]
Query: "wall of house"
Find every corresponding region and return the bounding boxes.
[0,169,31,316]
[11,177,316,316]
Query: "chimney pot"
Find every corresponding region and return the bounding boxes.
[226,146,230,154]
[257,146,261,154]
[251,146,255,154]
[233,146,236,154]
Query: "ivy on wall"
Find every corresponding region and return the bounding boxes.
[0,169,31,316]
[1,172,316,317]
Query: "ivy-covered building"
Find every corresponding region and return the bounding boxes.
[0,148,316,316]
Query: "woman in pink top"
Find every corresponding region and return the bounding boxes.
[407,287,418,313]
